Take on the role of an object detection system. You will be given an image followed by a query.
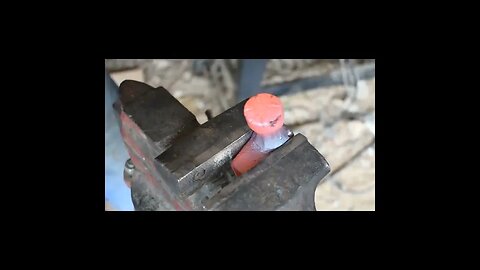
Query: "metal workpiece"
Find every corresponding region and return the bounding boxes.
[115,80,331,211]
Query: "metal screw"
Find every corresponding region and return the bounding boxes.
[124,159,135,188]
[125,159,135,169]
[124,159,136,177]
[194,169,206,180]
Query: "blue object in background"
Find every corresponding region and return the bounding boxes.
[237,59,269,101]
[105,71,134,211]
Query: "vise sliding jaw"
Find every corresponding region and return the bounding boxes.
[116,80,330,211]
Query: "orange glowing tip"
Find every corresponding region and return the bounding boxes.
[243,93,284,135]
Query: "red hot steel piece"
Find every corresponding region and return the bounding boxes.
[231,93,292,176]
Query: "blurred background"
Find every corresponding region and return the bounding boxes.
[105,59,375,211]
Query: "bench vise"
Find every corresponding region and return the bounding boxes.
[116,80,330,211]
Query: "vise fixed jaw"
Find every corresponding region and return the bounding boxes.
[155,98,252,200]
[117,80,330,211]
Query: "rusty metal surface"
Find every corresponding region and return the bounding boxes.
[155,99,252,198]
[208,134,330,211]
[116,80,331,211]
[118,80,200,210]
[118,80,200,156]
